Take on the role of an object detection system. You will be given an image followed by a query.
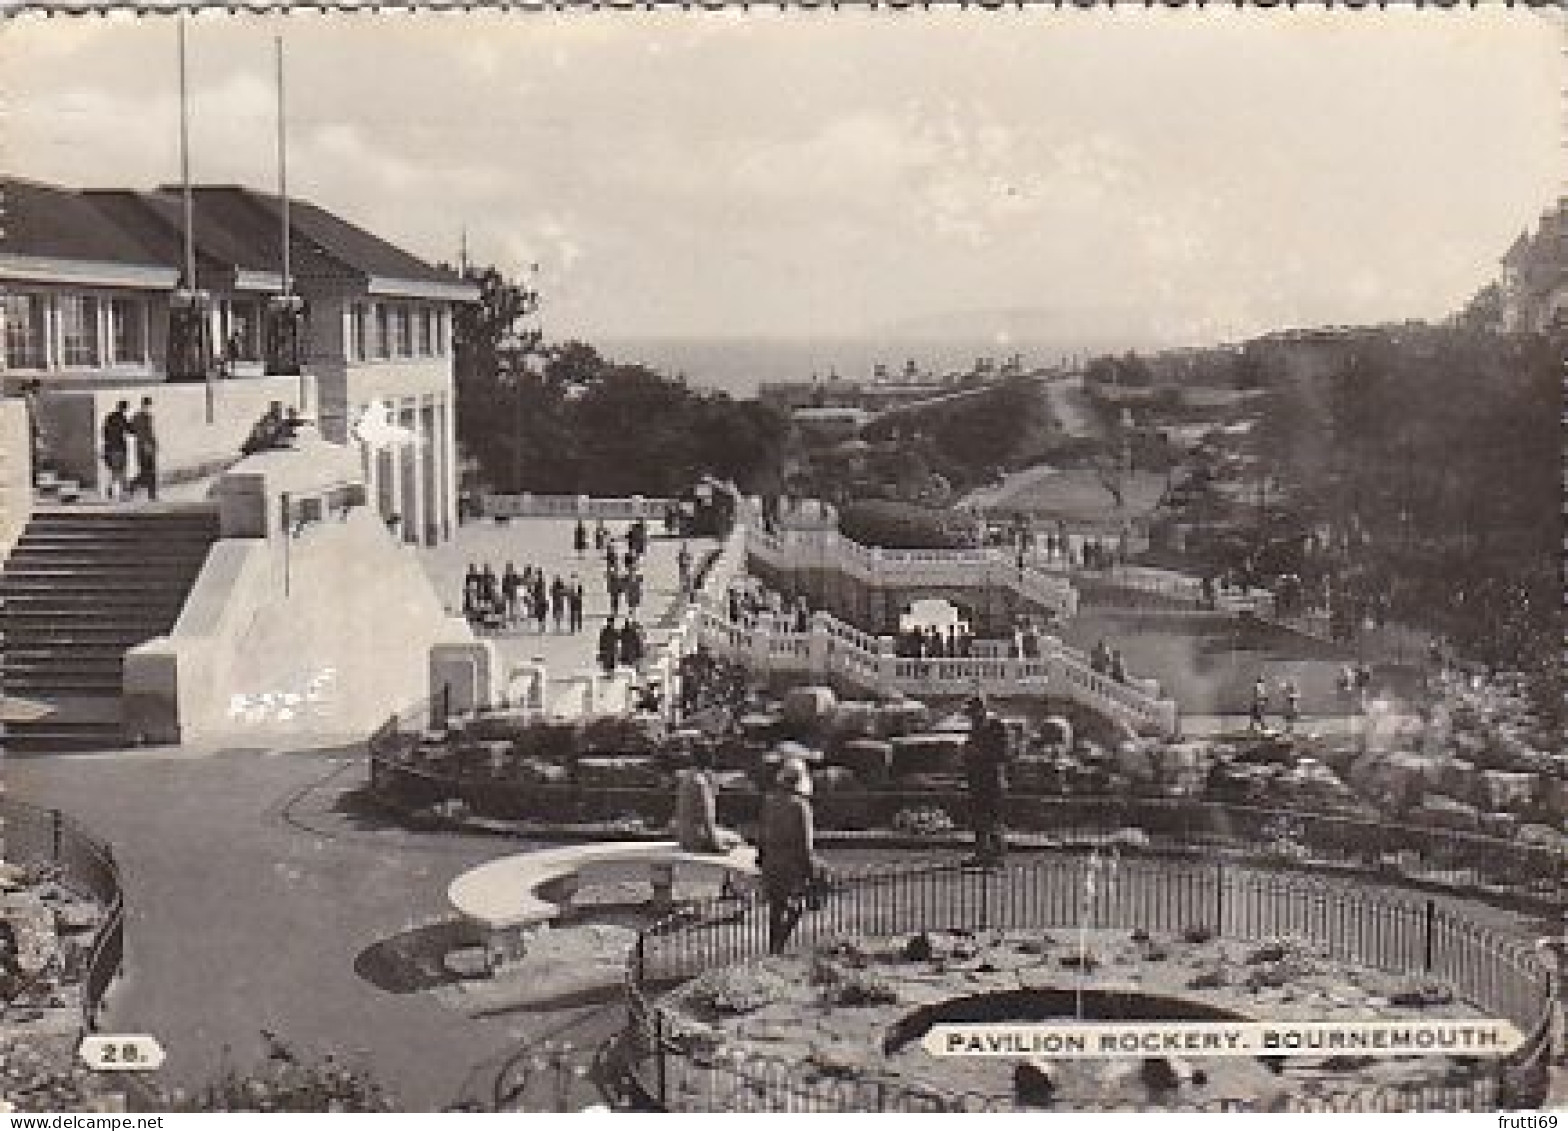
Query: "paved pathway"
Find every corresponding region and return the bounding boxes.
[419,518,719,704]
[9,746,573,1110]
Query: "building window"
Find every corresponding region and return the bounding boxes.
[435,309,448,357]
[374,304,392,360]
[222,299,261,364]
[349,302,369,363]
[417,306,433,357]
[394,305,414,358]
[59,294,101,368]
[3,292,47,370]
[108,297,146,365]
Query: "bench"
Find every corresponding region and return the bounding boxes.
[446,840,759,974]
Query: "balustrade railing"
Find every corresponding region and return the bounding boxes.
[694,603,1178,735]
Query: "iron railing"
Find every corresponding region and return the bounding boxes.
[623,855,1557,1113]
[0,797,124,1032]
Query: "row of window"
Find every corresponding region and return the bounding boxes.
[347,301,449,363]
[3,289,453,373]
[4,292,149,371]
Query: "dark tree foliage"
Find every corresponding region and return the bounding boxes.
[450,276,788,497]
[858,377,1055,493]
[1253,326,1563,723]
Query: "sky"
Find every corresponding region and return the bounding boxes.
[2,8,1563,346]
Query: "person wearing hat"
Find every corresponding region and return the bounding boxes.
[673,742,743,855]
[758,755,823,954]
[963,695,1010,867]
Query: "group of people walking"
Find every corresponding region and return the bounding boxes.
[1250,675,1304,733]
[896,621,976,660]
[99,397,159,502]
[463,562,585,634]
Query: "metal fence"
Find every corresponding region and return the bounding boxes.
[623,856,1557,1113]
[1,796,124,1032]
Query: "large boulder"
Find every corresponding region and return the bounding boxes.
[813,766,859,792]
[825,700,880,742]
[875,698,933,739]
[573,756,666,789]
[782,686,837,731]
[834,739,894,785]
[890,733,966,777]
[1037,715,1074,749]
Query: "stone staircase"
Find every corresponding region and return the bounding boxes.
[0,504,220,752]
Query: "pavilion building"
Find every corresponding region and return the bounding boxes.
[1,176,476,545]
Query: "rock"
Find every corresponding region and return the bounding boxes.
[1141,1057,1182,1093]
[1013,1060,1058,1105]
[782,687,837,731]
[1038,715,1074,749]
[1246,942,1289,965]
[833,739,893,785]
[889,733,965,776]
[812,765,859,792]
[902,933,935,962]
[825,701,879,742]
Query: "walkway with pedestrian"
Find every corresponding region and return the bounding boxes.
[419,517,720,710]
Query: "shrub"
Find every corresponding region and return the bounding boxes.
[172,1034,395,1112]
[682,963,791,1016]
[828,970,899,1007]
[1180,924,1215,945]
[838,499,975,550]
[890,806,956,838]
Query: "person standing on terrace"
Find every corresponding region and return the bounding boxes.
[759,756,823,955]
[963,696,1009,867]
[673,744,743,855]
[100,400,131,501]
[129,396,158,501]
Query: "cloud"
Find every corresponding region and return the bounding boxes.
[1,10,1560,343]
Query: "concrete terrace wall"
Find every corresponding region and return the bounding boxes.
[0,399,31,560]
[481,494,675,521]
[125,443,486,745]
[32,375,318,491]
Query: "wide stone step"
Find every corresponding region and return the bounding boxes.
[0,579,201,597]
[3,673,123,696]
[3,722,127,754]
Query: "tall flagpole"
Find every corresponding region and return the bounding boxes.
[177,16,214,423]
[178,18,195,291]
[276,34,304,407]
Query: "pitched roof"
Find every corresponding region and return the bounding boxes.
[1,177,168,269]
[3,177,474,300]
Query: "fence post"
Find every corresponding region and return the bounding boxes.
[1423,898,1436,974]
[654,1009,668,1110]
[1214,859,1225,934]
[51,808,63,862]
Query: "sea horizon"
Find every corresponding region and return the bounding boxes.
[591,334,1143,399]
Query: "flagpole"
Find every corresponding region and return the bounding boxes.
[276,34,304,409]
[177,17,214,424]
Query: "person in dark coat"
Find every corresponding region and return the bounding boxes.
[550,575,567,632]
[568,576,585,633]
[101,400,131,500]
[598,618,620,675]
[963,696,1009,867]
[618,619,645,669]
[573,518,589,557]
[758,756,823,954]
[129,396,158,500]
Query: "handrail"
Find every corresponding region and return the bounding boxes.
[0,797,125,1033]
[694,602,1178,734]
[745,523,1079,620]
